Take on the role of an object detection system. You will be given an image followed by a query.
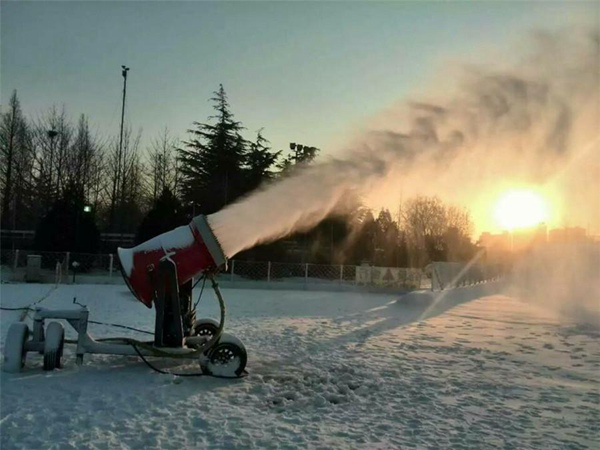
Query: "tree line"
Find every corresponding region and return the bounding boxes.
[1,85,477,267]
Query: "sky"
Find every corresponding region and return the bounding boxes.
[2,1,598,235]
[2,1,592,151]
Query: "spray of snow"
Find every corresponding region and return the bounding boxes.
[209,28,599,257]
[508,242,600,328]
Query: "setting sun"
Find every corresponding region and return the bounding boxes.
[494,189,550,230]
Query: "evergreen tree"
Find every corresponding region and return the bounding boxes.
[244,129,281,192]
[347,208,377,265]
[34,181,100,254]
[178,85,248,214]
[374,209,400,266]
[135,188,188,245]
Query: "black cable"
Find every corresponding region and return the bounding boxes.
[191,275,205,290]
[130,343,245,379]
[0,285,57,312]
[0,308,154,336]
[193,275,207,310]
[88,320,153,335]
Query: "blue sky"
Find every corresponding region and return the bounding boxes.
[1,1,595,155]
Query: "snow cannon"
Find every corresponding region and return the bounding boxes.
[4,215,247,378]
[117,215,226,308]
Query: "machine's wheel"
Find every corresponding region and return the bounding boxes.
[193,318,220,339]
[43,321,64,371]
[3,323,29,373]
[204,333,247,378]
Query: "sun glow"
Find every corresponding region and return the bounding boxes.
[493,189,550,230]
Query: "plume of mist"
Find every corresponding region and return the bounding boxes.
[508,242,600,328]
[209,28,599,258]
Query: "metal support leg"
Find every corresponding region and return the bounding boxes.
[154,258,184,348]
[75,308,89,365]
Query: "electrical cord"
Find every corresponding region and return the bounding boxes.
[130,343,246,379]
[193,275,207,310]
[88,320,153,335]
[0,285,58,313]
[0,307,154,336]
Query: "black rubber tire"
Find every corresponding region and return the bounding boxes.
[193,319,219,339]
[207,341,247,377]
[3,323,29,373]
[43,322,64,371]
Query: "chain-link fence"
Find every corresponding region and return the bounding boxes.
[5,249,511,292]
[428,261,507,290]
[2,249,120,284]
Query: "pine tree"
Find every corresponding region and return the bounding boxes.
[178,85,248,214]
[34,181,100,254]
[135,187,187,245]
[244,129,281,192]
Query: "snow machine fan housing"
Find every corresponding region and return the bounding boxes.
[117,215,227,307]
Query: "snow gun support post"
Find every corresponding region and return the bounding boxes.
[117,215,227,346]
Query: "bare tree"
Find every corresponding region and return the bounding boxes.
[0,90,32,230]
[68,114,105,203]
[402,196,448,266]
[106,127,146,232]
[146,128,179,202]
[402,196,475,265]
[444,205,475,261]
[30,106,73,218]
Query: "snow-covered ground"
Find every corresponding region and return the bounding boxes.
[1,279,598,449]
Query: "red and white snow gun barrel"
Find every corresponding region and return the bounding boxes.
[117,215,226,308]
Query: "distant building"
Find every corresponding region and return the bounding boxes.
[478,223,548,260]
[548,226,587,244]
[479,231,511,251]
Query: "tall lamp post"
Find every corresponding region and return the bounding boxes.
[46,128,59,214]
[111,65,129,232]
[47,128,58,189]
[118,65,129,170]
[289,142,318,164]
[117,65,130,200]
[289,142,320,261]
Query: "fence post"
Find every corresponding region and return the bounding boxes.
[305,263,309,286]
[55,261,61,286]
[230,259,235,282]
[65,252,70,283]
[109,254,114,278]
[13,249,19,272]
[339,264,343,284]
[267,261,271,283]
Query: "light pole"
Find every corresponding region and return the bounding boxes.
[110,65,129,232]
[289,142,301,162]
[47,128,59,211]
[48,128,58,185]
[118,65,129,169]
[118,65,129,202]
[289,142,317,164]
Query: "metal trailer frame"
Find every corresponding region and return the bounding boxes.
[26,305,214,364]
[5,269,247,377]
